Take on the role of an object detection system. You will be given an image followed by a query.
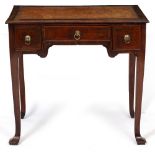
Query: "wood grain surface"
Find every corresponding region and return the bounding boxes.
[6,5,149,23]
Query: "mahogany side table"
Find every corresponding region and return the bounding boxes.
[6,5,149,145]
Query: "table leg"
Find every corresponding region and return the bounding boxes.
[19,54,26,119]
[129,53,136,118]
[134,53,146,145]
[9,51,21,145]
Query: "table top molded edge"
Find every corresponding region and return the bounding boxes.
[5,5,149,24]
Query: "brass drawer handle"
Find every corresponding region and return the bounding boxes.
[124,34,131,44]
[74,30,80,40]
[25,35,31,45]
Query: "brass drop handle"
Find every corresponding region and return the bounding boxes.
[25,35,31,45]
[124,34,131,44]
[74,30,80,40]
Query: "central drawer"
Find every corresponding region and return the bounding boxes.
[43,26,111,43]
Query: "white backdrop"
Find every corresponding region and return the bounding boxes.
[0,0,154,154]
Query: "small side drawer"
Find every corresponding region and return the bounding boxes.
[43,26,111,43]
[113,25,141,51]
[15,25,42,51]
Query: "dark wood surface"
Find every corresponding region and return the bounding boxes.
[43,26,111,42]
[6,5,148,145]
[129,53,136,118]
[6,5,149,24]
[113,25,141,51]
[15,25,41,51]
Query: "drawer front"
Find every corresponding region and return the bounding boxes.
[113,25,141,51]
[15,25,41,51]
[43,26,111,43]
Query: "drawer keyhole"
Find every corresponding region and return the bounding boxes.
[74,30,80,40]
[25,35,31,45]
[124,34,131,44]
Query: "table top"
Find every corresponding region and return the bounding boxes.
[6,5,149,24]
